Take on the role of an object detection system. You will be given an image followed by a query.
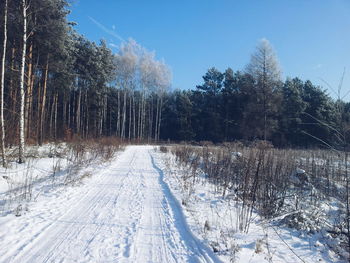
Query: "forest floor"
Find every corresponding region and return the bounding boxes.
[0,145,345,262]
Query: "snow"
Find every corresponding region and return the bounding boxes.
[0,145,220,262]
[0,144,347,262]
[295,168,305,174]
[153,147,347,263]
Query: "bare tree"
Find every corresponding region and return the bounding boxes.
[139,51,155,140]
[112,39,172,142]
[246,38,281,141]
[114,40,138,140]
[154,60,171,141]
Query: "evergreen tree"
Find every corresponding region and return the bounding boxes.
[222,69,248,140]
[194,67,224,142]
[300,80,337,147]
[161,91,194,141]
[278,78,306,146]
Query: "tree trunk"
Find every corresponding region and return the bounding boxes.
[128,93,132,140]
[133,95,136,139]
[39,54,49,145]
[76,88,81,135]
[154,96,159,141]
[25,42,33,140]
[63,92,67,134]
[140,90,146,140]
[18,0,27,163]
[121,89,127,140]
[148,96,153,142]
[36,81,41,142]
[68,91,72,130]
[49,93,55,139]
[137,92,142,140]
[54,93,58,140]
[157,96,163,141]
[85,90,88,138]
[116,89,120,137]
[9,47,16,145]
[0,0,8,166]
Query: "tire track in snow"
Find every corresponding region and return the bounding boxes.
[8,149,138,263]
[1,146,221,263]
[149,151,222,263]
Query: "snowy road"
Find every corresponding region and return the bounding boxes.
[0,146,220,263]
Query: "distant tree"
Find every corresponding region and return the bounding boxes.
[278,78,306,146]
[222,69,249,140]
[300,80,337,147]
[114,40,138,139]
[245,38,282,141]
[153,60,171,141]
[196,67,224,95]
[194,67,224,142]
[161,91,194,141]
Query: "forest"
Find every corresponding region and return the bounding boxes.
[161,37,349,148]
[0,0,171,165]
[1,0,349,167]
[1,1,349,261]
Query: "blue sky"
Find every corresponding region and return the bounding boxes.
[68,0,350,100]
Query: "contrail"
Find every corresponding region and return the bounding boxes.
[109,43,119,48]
[88,16,126,43]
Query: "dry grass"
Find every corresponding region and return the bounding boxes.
[162,142,350,254]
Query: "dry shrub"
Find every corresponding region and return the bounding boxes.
[163,143,350,258]
[159,146,168,153]
[93,137,123,161]
[66,136,123,164]
[65,171,92,186]
[199,141,214,147]
[168,144,348,229]
[250,140,274,150]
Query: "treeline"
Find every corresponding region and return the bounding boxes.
[0,0,171,164]
[161,39,348,148]
[1,0,348,166]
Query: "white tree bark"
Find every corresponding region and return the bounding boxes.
[19,0,27,163]
[154,96,159,141]
[157,96,163,141]
[121,89,127,139]
[0,0,8,166]
[116,89,120,137]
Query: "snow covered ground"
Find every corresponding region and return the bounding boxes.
[0,144,347,262]
[0,145,219,263]
[153,147,347,263]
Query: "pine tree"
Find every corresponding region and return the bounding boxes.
[278,78,306,146]
[194,67,224,142]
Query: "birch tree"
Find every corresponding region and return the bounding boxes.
[114,40,138,139]
[18,0,28,163]
[154,60,171,141]
[139,51,155,140]
[0,0,8,166]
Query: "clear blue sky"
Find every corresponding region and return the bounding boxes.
[68,0,350,100]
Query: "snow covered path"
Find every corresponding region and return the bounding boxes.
[0,146,220,263]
